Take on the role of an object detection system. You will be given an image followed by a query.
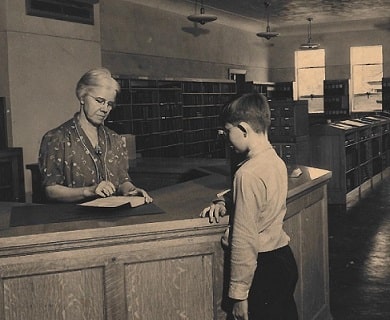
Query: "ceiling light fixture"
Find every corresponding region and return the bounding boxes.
[187,0,217,25]
[256,1,280,40]
[300,17,320,49]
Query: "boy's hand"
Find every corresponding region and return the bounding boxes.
[200,202,226,223]
[232,299,249,320]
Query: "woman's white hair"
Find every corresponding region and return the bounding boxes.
[75,67,120,100]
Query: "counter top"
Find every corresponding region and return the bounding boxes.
[0,159,331,245]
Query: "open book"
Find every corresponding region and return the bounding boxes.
[79,196,146,208]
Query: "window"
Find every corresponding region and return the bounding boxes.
[350,46,383,112]
[295,49,325,113]
[26,0,95,25]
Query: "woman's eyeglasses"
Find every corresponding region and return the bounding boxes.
[86,94,116,109]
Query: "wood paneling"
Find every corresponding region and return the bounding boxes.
[285,185,331,320]
[3,268,104,320]
[125,254,213,320]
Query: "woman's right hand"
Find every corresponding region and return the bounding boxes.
[94,180,116,197]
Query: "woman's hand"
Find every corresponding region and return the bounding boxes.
[126,187,153,203]
[200,201,226,223]
[94,180,116,197]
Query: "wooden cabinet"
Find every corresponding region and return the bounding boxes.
[0,148,25,202]
[310,115,390,207]
[269,100,311,167]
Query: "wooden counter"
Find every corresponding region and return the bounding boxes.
[0,161,331,320]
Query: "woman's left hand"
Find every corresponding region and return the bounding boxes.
[126,187,153,203]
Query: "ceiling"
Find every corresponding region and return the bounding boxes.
[200,0,390,27]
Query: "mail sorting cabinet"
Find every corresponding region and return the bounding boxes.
[323,79,350,119]
[244,81,294,101]
[382,118,390,167]
[106,77,236,158]
[106,77,184,157]
[272,81,295,101]
[182,79,236,158]
[240,81,275,100]
[383,77,390,113]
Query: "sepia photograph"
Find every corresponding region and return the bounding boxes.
[0,0,389,319]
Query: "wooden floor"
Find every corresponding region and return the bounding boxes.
[328,175,390,320]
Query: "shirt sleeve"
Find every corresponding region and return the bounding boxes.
[228,169,267,300]
[38,131,66,187]
[111,134,131,185]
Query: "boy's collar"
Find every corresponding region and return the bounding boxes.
[247,140,273,159]
[236,140,273,168]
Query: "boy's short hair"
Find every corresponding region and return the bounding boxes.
[221,92,271,133]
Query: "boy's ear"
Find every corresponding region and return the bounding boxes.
[238,122,250,134]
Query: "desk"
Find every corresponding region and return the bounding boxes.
[1,162,331,320]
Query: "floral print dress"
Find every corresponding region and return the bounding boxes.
[39,113,131,190]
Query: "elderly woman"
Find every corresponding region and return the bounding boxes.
[39,67,152,203]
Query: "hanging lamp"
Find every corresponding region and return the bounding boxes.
[256,1,280,40]
[187,0,217,25]
[300,17,320,49]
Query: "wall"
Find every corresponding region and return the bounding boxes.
[0,0,10,145]
[1,0,102,200]
[102,1,390,85]
[268,18,390,82]
[100,0,270,81]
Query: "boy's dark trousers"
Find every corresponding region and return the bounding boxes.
[248,245,299,320]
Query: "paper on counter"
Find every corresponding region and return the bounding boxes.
[79,196,146,208]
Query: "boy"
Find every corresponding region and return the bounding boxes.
[201,93,298,320]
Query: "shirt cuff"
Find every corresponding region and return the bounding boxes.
[228,282,250,300]
[212,197,226,204]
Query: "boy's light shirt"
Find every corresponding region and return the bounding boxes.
[228,142,290,300]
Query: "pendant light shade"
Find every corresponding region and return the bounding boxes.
[187,0,217,25]
[256,1,280,39]
[300,17,320,49]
